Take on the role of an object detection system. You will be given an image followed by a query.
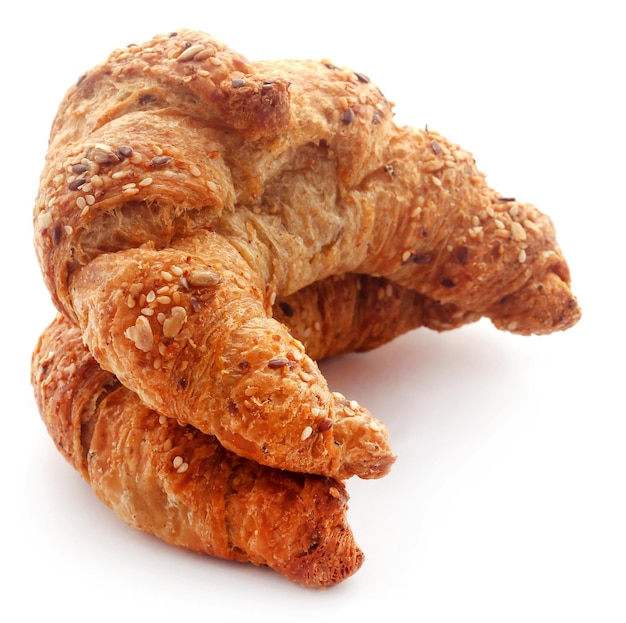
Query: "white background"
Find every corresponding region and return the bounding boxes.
[2,1,624,621]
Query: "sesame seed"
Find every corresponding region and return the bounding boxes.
[299,370,315,383]
[510,221,527,241]
[138,177,153,187]
[85,194,95,206]
[301,426,313,441]
[37,212,53,229]
[172,455,183,468]
[518,249,527,263]
[111,170,127,179]
[369,421,381,432]
[76,196,86,210]
[402,250,412,262]
[141,307,154,316]
[190,166,201,177]
[177,462,189,474]
[146,290,156,303]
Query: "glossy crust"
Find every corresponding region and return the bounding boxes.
[31,314,364,588]
[33,29,580,480]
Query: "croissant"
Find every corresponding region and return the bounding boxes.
[32,313,365,588]
[33,29,580,480]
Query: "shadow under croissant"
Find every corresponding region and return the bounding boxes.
[32,314,364,589]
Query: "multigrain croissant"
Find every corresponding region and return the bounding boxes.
[31,314,364,588]
[33,29,580,480]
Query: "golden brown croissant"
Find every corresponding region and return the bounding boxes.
[31,314,365,588]
[33,29,580,480]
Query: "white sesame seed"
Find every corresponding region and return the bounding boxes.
[172,456,183,468]
[518,249,527,263]
[139,177,153,187]
[510,221,527,241]
[402,250,412,262]
[37,212,53,229]
[76,196,86,210]
[301,426,313,441]
[177,462,189,474]
[190,165,202,177]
